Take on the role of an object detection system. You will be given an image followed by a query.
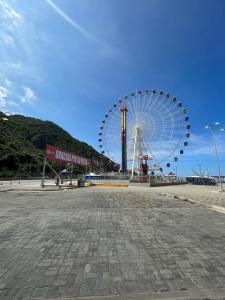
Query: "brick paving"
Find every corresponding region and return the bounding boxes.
[0,187,225,299]
[145,184,225,208]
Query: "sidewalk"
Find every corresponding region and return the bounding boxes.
[130,184,225,209]
[0,179,77,192]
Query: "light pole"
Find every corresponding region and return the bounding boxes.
[220,128,225,186]
[205,122,224,192]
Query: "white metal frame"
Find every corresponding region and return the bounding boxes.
[130,127,166,181]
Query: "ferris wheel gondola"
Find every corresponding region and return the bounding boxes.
[98,89,190,177]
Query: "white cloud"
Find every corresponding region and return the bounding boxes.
[20,86,37,104]
[185,133,225,156]
[0,86,7,108]
[45,0,97,42]
[1,33,15,46]
[7,100,19,107]
[0,85,19,111]
[0,82,38,112]
[0,0,23,30]
[7,62,22,71]
[44,0,121,61]
[0,1,43,83]
[4,79,12,88]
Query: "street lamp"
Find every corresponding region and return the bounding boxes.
[205,122,224,192]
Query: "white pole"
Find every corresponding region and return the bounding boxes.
[139,129,166,181]
[210,127,224,192]
[131,128,137,180]
[46,161,61,188]
[70,164,73,185]
[41,157,47,187]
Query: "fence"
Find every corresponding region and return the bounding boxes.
[130,175,187,183]
[213,176,225,183]
[85,174,187,187]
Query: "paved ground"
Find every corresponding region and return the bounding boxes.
[145,184,225,208]
[1,186,225,299]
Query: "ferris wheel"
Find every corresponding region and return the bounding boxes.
[98,89,190,178]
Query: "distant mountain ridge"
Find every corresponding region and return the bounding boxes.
[0,112,110,177]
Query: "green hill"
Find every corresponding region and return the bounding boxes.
[0,112,112,178]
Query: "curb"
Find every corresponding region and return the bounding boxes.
[0,187,64,192]
[0,189,13,193]
[91,183,129,187]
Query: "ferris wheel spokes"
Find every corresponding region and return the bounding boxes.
[98,89,190,178]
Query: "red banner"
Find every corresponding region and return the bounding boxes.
[45,145,91,167]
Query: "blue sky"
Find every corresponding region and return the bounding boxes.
[0,0,225,176]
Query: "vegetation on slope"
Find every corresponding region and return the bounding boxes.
[0,112,112,177]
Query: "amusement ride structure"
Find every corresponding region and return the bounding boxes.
[98,89,190,179]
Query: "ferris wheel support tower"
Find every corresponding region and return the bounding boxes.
[98,89,191,178]
[130,127,166,180]
[120,106,128,173]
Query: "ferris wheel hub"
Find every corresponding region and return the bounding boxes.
[98,89,191,179]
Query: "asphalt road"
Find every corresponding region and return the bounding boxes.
[1,186,225,299]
